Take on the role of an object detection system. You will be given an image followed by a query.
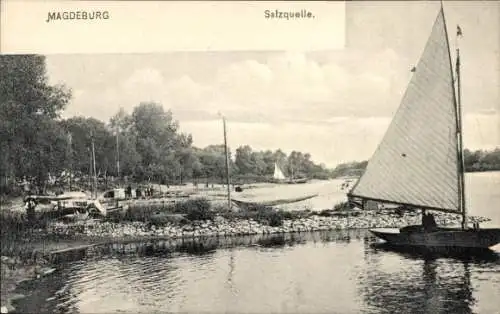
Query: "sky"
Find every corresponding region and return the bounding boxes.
[45,1,499,168]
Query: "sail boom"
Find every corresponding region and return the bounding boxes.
[348,193,460,214]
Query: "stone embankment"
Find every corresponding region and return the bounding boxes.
[47,211,490,239]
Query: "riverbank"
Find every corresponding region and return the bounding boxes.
[0,208,491,313]
[0,185,493,314]
[47,210,490,239]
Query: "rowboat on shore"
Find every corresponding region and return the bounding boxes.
[346,3,500,249]
[25,192,122,219]
[232,194,318,210]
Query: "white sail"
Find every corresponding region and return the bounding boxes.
[349,8,461,213]
[273,162,286,180]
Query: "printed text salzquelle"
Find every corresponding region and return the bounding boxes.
[46,11,110,23]
[264,9,315,20]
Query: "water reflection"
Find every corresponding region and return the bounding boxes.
[14,230,500,314]
[360,243,500,314]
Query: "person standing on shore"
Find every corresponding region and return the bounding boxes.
[24,197,36,222]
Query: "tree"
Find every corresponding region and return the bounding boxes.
[0,55,71,191]
[130,103,184,181]
[250,151,267,175]
[261,150,275,175]
[235,145,254,175]
[108,108,141,178]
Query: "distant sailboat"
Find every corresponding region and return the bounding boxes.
[272,162,287,182]
[347,5,500,249]
[233,163,316,209]
[271,161,308,184]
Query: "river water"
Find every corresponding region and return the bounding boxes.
[15,172,500,314]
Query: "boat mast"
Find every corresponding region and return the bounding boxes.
[222,115,232,209]
[116,129,120,185]
[442,1,467,229]
[91,132,98,199]
[456,32,467,229]
[68,132,73,191]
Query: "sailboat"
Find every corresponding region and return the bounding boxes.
[270,162,287,183]
[347,5,500,249]
[233,160,317,209]
[274,162,286,181]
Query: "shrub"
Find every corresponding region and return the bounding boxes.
[333,201,350,211]
[185,207,215,222]
[267,211,284,227]
[122,198,214,224]
[317,209,332,217]
[148,213,187,226]
[182,198,214,221]
[0,210,50,255]
[173,198,210,214]
[122,204,164,222]
[223,206,285,227]
[211,203,231,213]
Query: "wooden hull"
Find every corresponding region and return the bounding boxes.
[370,226,500,249]
[232,194,318,210]
[268,179,288,184]
[287,179,308,184]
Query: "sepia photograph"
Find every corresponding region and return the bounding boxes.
[1,1,499,313]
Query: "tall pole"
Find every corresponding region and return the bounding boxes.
[91,133,98,199]
[88,148,92,195]
[68,132,73,191]
[222,116,231,209]
[443,3,467,229]
[116,129,120,185]
[456,44,467,229]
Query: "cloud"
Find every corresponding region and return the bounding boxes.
[209,50,404,122]
[463,113,500,150]
[62,49,413,125]
[50,49,498,166]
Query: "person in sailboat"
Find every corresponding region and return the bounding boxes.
[421,210,437,232]
[428,212,437,229]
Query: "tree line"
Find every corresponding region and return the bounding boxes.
[463,148,500,172]
[0,55,333,194]
[331,149,500,178]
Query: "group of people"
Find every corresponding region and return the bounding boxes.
[125,185,155,199]
[340,182,350,191]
